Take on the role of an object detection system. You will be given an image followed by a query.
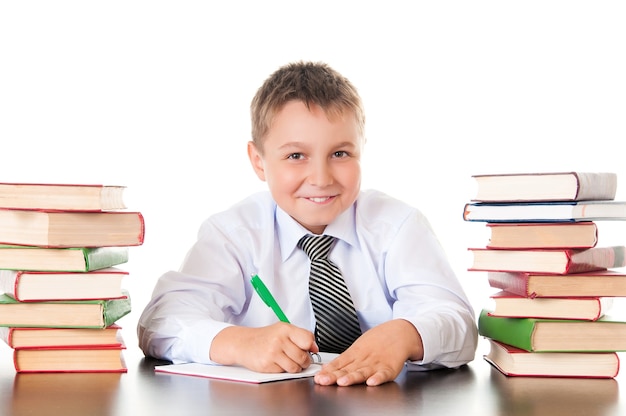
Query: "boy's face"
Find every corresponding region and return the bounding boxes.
[248,100,363,235]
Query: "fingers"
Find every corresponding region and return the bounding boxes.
[276,344,317,373]
[262,323,318,373]
[289,325,319,354]
[224,323,315,373]
[314,362,369,386]
[315,365,395,386]
[313,346,400,386]
[313,321,418,386]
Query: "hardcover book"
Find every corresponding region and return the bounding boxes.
[0,182,126,211]
[484,339,620,378]
[487,270,626,298]
[0,325,123,349]
[488,291,612,321]
[0,209,145,247]
[484,222,598,249]
[0,268,128,301]
[13,345,127,373]
[0,245,129,272]
[463,200,626,223]
[478,309,626,352]
[468,246,626,274]
[470,172,617,202]
[0,292,131,328]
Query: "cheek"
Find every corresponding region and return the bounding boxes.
[267,167,300,191]
[339,163,361,187]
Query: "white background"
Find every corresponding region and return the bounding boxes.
[1,1,626,359]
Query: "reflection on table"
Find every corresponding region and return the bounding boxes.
[0,346,625,416]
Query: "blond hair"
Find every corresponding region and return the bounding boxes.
[250,61,365,152]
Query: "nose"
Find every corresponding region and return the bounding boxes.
[308,160,334,187]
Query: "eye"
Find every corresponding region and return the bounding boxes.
[287,153,304,160]
[332,151,349,158]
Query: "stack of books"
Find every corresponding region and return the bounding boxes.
[463,171,626,378]
[0,182,145,373]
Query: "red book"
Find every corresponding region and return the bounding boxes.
[0,182,126,211]
[484,339,620,378]
[0,268,128,302]
[0,209,144,247]
[13,344,127,373]
[470,172,617,203]
[1,325,123,349]
[485,222,598,249]
[488,291,612,321]
[468,246,626,274]
[487,270,626,298]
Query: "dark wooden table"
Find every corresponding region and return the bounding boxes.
[1,337,624,416]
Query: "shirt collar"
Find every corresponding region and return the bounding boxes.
[276,198,360,262]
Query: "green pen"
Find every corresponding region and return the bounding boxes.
[251,274,290,323]
[251,274,322,364]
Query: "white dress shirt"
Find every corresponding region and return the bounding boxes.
[137,189,478,369]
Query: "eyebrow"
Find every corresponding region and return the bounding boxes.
[277,141,307,150]
[333,141,357,149]
[276,140,358,152]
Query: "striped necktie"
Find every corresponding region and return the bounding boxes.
[298,234,361,353]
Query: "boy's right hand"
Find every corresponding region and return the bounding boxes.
[210,323,319,373]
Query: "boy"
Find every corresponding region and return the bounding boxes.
[138,61,478,386]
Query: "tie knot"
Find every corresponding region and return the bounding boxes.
[298,234,336,261]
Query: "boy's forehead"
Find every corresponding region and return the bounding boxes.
[254,100,364,153]
[273,100,361,130]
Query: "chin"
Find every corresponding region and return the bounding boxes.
[303,219,337,234]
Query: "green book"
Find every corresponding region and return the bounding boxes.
[0,245,129,272]
[478,309,626,352]
[0,291,131,329]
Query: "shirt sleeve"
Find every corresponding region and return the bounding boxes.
[384,209,478,370]
[137,220,246,364]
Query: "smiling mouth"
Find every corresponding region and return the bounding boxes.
[307,196,334,203]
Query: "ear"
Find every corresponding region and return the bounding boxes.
[247,141,267,181]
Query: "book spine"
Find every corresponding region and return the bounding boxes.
[136,212,146,244]
[102,296,132,327]
[0,327,11,347]
[12,349,20,372]
[85,247,129,271]
[564,249,577,274]
[101,186,127,210]
[574,172,617,201]
[568,246,626,273]
[571,203,626,221]
[487,272,530,297]
[614,246,626,268]
[477,310,535,351]
[13,272,22,301]
[592,298,604,321]
[0,269,18,298]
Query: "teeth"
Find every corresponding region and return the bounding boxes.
[309,197,329,203]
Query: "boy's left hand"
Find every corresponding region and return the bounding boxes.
[313,319,423,387]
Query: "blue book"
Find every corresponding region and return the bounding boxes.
[463,200,626,223]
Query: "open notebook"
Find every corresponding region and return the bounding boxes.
[155,352,339,384]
